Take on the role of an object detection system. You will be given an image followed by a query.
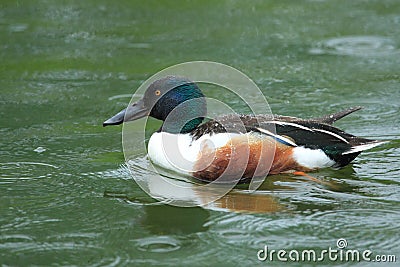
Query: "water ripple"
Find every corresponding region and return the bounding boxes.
[1,240,129,267]
[305,209,400,250]
[135,236,181,253]
[107,94,134,101]
[310,36,398,57]
[0,162,59,183]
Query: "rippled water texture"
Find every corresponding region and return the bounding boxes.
[310,36,398,57]
[1,1,399,266]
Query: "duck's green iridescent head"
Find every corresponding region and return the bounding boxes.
[103,76,207,134]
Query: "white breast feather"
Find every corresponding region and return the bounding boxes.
[147,132,239,174]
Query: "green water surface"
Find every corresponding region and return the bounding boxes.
[1,1,399,266]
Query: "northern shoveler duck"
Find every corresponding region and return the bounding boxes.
[103,76,386,183]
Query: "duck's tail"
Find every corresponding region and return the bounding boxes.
[342,140,389,155]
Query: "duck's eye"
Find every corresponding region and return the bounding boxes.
[155,90,161,96]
